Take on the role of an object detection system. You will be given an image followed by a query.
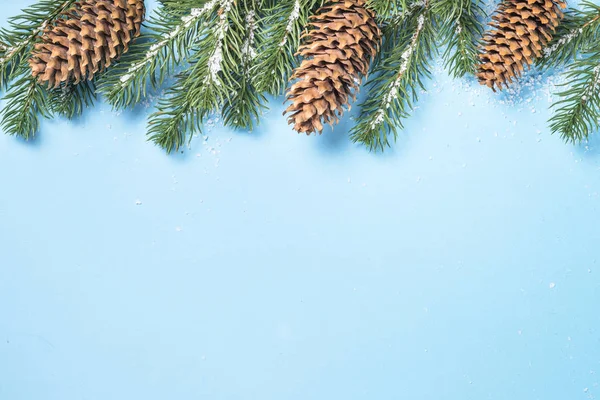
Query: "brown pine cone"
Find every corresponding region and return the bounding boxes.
[477,0,566,91]
[284,0,381,134]
[29,0,145,88]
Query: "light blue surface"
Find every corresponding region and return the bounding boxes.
[1,1,600,399]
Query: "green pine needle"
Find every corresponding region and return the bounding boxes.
[147,0,247,152]
[539,1,600,70]
[435,0,485,78]
[98,0,218,109]
[366,0,407,19]
[350,3,435,151]
[547,2,600,143]
[253,0,325,96]
[549,51,600,143]
[222,7,267,130]
[1,73,50,139]
[148,82,200,153]
[49,80,97,120]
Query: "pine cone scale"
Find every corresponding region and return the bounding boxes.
[285,0,381,135]
[477,0,566,91]
[29,0,145,88]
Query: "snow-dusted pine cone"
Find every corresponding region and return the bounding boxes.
[29,0,145,88]
[284,0,381,134]
[477,0,566,91]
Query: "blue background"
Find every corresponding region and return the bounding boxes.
[1,1,600,399]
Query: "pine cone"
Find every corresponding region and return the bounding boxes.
[284,0,381,134]
[29,0,145,88]
[477,0,566,91]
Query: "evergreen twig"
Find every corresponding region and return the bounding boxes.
[253,0,325,96]
[49,81,97,120]
[539,1,600,69]
[222,3,267,130]
[1,73,50,139]
[97,0,217,109]
[435,0,485,78]
[549,50,600,143]
[546,2,600,142]
[350,1,435,151]
[147,0,246,152]
[148,75,199,153]
[367,0,407,18]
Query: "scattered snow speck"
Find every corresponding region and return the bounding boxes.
[549,282,556,289]
[135,200,142,206]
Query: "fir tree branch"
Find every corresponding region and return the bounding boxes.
[49,80,97,120]
[147,0,246,152]
[158,0,201,10]
[366,0,407,19]
[98,0,218,109]
[1,73,50,139]
[148,75,200,153]
[549,51,600,143]
[253,0,325,96]
[350,2,435,151]
[0,0,77,88]
[435,0,485,77]
[539,1,600,69]
[222,6,267,130]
